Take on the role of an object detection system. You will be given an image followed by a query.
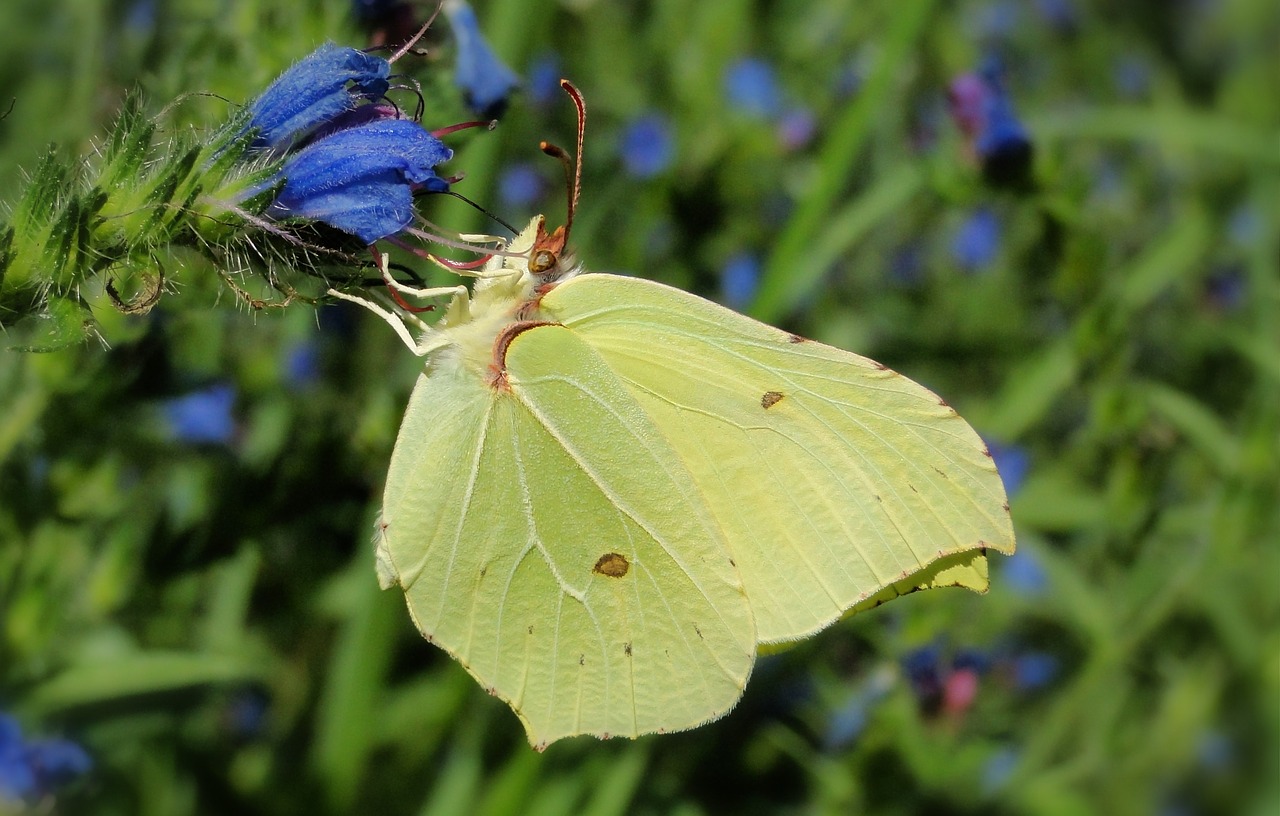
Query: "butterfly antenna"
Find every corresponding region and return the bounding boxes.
[539,79,586,245]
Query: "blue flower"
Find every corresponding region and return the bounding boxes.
[526,52,563,107]
[986,440,1030,496]
[267,119,453,244]
[497,163,547,209]
[1003,548,1049,597]
[888,243,925,287]
[1009,651,1060,690]
[949,59,1033,187]
[823,692,869,751]
[720,252,761,311]
[901,644,945,706]
[1227,204,1260,248]
[1196,731,1234,772]
[0,714,91,804]
[445,0,520,119]
[950,208,1001,272]
[725,58,782,119]
[283,342,320,389]
[164,384,237,445]
[0,716,33,802]
[981,746,1019,794]
[244,43,391,150]
[1113,55,1151,99]
[1204,265,1245,313]
[1034,0,1079,33]
[967,1,1020,41]
[619,114,675,178]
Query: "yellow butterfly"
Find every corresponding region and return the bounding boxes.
[330,83,1014,750]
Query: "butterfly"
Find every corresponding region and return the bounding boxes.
[330,83,1015,750]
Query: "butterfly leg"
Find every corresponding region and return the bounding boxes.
[326,286,424,355]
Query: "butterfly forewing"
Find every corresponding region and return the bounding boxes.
[380,327,755,747]
[541,274,1015,645]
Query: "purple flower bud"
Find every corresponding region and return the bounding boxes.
[267,119,453,244]
[948,74,989,139]
[245,43,390,150]
[445,0,520,119]
[619,114,675,178]
[777,107,817,151]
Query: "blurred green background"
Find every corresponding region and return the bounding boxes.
[1,0,1277,813]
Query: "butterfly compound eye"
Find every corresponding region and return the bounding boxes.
[530,249,558,274]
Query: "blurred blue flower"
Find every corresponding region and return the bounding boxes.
[283,342,320,389]
[1204,266,1245,313]
[889,243,925,287]
[1009,651,1060,690]
[124,0,158,32]
[776,107,817,151]
[953,648,992,674]
[949,59,1033,187]
[619,114,675,178]
[223,690,271,741]
[725,57,782,119]
[968,1,1020,41]
[243,43,390,150]
[822,666,893,752]
[165,384,236,445]
[526,52,562,107]
[1034,0,1079,33]
[720,252,761,311]
[902,644,945,705]
[445,0,520,119]
[1003,548,1049,597]
[0,714,91,804]
[948,74,988,139]
[981,746,1019,794]
[950,208,1001,272]
[497,163,547,209]
[1114,55,1151,99]
[1196,730,1233,772]
[824,692,869,751]
[1227,204,1260,248]
[834,57,864,98]
[987,440,1030,496]
[266,119,452,244]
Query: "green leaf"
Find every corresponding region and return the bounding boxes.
[28,651,270,712]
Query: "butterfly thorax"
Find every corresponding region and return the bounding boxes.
[429,216,578,382]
